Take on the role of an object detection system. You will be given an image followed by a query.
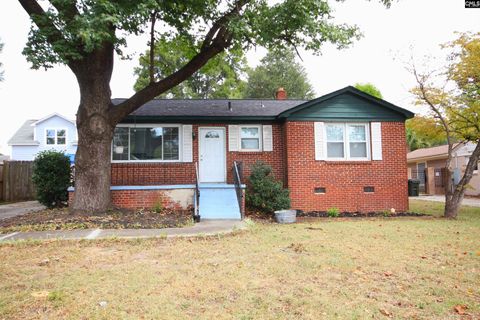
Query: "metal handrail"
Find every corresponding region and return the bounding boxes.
[233,161,244,219]
[194,162,200,221]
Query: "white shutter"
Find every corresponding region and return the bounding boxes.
[263,125,273,152]
[182,125,193,162]
[314,122,325,160]
[371,122,382,160]
[228,125,239,151]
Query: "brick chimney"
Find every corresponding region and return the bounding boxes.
[276,87,287,100]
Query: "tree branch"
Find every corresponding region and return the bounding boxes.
[110,0,250,124]
[18,0,78,69]
[50,0,79,23]
[201,0,249,51]
[110,42,225,124]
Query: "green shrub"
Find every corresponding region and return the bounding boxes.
[153,199,164,213]
[327,207,340,217]
[32,150,71,208]
[246,161,290,214]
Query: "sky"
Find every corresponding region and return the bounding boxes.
[0,0,478,155]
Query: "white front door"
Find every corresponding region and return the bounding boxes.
[199,127,226,183]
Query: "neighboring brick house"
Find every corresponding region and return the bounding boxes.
[70,86,414,218]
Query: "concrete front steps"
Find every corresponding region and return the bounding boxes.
[198,184,242,220]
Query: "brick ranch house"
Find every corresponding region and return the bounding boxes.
[69,86,414,219]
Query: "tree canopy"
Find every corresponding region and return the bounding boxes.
[410,32,480,218]
[244,49,315,99]
[405,116,447,151]
[354,82,382,99]
[17,0,395,213]
[134,35,247,99]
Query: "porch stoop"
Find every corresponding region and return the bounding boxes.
[198,184,241,220]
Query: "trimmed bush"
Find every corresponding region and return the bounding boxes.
[246,161,290,214]
[32,150,71,208]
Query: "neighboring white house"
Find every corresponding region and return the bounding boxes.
[8,113,77,161]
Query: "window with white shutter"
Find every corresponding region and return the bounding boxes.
[371,122,382,160]
[314,122,325,160]
[262,125,273,152]
[318,122,371,161]
[228,125,239,151]
[239,125,262,151]
[182,125,193,162]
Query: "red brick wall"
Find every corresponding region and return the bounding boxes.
[107,121,409,213]
[111,162,195,185]
[111,123,286,186]
[285,121,409,212]
[226,123,286,184]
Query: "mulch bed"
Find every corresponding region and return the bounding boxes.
[246,209,429,221]
[0,207,193,233]
[296,211,429,218]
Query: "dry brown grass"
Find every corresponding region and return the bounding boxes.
[0,199,479,319]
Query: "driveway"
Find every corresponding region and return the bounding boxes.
[410,195,480,207]
[0,201,46,220]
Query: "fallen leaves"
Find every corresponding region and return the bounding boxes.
[286,243,306,253]
[38,258,50,266]
[453,304,468,315]
[379,308,393,317]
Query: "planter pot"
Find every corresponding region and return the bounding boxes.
[274,210,296,224]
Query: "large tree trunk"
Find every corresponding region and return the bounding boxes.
[71,106,114,213]
[444,142,480,219]
[71,46,115,213]
[444,182,464,219]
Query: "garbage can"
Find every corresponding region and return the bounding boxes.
[408,179,420,196]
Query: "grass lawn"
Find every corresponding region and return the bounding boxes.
[0,200,479,319]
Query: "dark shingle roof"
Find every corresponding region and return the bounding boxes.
[112,98,307,119]
[112,87,414,121]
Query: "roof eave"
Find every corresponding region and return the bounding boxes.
[121,115,280,123]
[31,113,75,126]
[8,142,40,146]
[407,154,448,162]
[277,86,415,120]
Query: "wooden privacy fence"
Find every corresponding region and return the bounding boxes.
[1,161,36,202]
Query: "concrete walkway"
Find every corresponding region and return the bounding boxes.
[0,219,246,242]
[410,195,480,207]
[0,201,45,220]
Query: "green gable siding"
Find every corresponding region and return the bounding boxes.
[285,92,409,122]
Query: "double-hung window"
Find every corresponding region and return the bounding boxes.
[112,126,180,161]
[46,129,66,145]
[325,123,369,160]
[239,125,262,151]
